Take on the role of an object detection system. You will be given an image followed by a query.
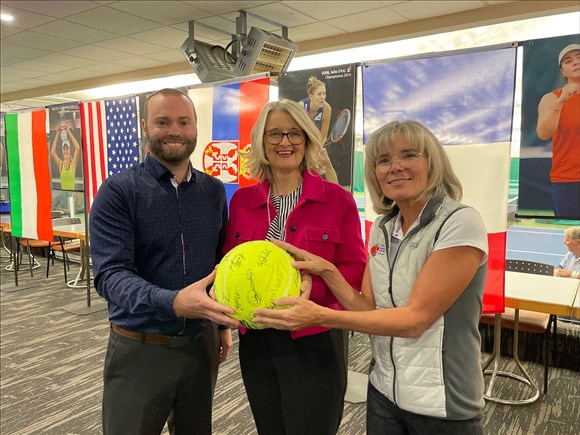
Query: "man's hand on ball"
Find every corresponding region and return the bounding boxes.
[253,297,325,330]
[272,240,334,277]
[173,269,240,328]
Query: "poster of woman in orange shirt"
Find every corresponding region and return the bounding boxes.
[536,42,580,218]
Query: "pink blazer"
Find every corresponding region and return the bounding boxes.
[223,171,366,339]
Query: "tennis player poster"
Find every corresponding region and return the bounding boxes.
[47,102,84,192]
[278,64,357,190]
[520,34,580,220]
[362,47,517,314]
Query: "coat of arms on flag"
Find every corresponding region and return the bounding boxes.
[203,141,239,183]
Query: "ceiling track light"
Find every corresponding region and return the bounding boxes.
[180,10,297,83]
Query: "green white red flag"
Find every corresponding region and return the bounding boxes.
[5,110,53,240]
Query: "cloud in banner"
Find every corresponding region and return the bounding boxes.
[363,48,516,145]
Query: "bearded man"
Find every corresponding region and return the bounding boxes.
[90,88,240,434]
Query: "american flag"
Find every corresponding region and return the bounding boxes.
[80,96,140,211]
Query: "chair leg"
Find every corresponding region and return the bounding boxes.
[58,238,69,284]
[46,245,50,278]
[543,319,550,395]
[26,240,33,277]
[63,250,68,284]
[552,316,558,382]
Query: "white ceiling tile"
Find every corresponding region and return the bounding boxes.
[93,36,169,55]
[2,77,60,92]
[0,23,25,38]
[60,44,132,62]
[42,69,101,81]
[290,22,346,42]
[2,66,48,80]
[107,1,206,25]
[3,31,84,52]
[34,53,100,68]
[390,1,486,21]
[184,1,272,15]
[9,59,76,74]
[281,1,385,21]
[112,56,166,68]
[145,50,186,63]
[1,42,53,60]
[0,55,24,66]
[130,27,189,49]
[242,3,317,27]
[65,5,162,35]
[33,19,118,43]
[2,1,99,18]
[85,62,135,74]
[326,8,407,32]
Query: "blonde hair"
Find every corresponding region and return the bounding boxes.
[242,99,324,182]
[565,226,580,240]
[364,120,463,215]
[306,76,325,95]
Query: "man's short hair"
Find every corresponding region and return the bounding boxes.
[142,88,196,123]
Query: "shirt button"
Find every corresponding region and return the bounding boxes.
[322,233,328,241]
[290,226,296,232]
[234,232,239,238]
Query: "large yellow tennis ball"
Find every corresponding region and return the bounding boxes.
[215,240,301,329]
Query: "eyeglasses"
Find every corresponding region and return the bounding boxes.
[374,152,423,171]
[264,130,306,145]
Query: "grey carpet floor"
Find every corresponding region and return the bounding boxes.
[1,250,579,434]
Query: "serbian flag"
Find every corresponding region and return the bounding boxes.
[80,97,140,211]
[189,76,270,203]
[362,46,517,314]
[4,110,53,241]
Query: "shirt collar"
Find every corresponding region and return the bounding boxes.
[145,154,196,183]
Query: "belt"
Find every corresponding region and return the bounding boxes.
[111,324,197,347]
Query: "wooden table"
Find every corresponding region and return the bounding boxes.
[483,271,580,404]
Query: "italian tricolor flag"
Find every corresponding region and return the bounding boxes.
[5,110,53,241]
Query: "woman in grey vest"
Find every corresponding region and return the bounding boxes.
[254,120,488,434]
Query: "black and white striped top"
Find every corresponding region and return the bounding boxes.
[265,183,303,242]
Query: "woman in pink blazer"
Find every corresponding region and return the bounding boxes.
[223,99,366,435]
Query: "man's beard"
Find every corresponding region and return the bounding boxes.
[147,134,197,164]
